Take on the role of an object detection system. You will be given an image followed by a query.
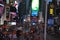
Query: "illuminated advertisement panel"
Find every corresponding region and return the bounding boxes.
[31,0,39,16]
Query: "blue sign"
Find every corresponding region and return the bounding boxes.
[31,10,38,16]
[48,18,54,27]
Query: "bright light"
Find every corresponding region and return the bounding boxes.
[11,22,16,25]
[0,4,4,7]
[24,19,26,21]
[31,0,39,16]
[38,20,42,22]
[32,0,39,10]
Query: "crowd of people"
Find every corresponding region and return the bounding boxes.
[0,24,43,40]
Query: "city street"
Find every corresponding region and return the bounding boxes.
[0,0,60,40]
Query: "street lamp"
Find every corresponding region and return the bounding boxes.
[44,0,48,40]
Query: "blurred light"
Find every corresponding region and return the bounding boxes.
[50,9,53,14]
[10,22,16,25]
[32,0,39,10]
[32,22,36,25]
[24,19,26,21]
[6,0,9,4]
[0,4,4,7]
[38,19,41,22]
[27,17,30,22]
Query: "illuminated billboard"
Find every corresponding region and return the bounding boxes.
[32,0,39,10]
[31,0,39,16]
[50,9,53,14]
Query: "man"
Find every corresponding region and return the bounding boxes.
[18,0,26,24]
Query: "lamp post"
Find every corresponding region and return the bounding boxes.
[44,0,48,40]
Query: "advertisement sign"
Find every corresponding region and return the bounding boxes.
[31,10,38,16]
[50,9,53,15]
[32,0,39,10]
[31,0,39,16]
[48,18,54,27]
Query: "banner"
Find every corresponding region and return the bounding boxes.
[31,0,39,16]
[50,9,53,15]
[48,18,54,27]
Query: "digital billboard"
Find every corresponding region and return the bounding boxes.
[32,0,39,10]
[31,0,39,16]
[48,18,54,27]
[31,10,38,16]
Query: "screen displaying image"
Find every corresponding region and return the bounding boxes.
[32,0,39,10]
[48,18,54,26]
[31,0,39,16]
[31,10,38,16]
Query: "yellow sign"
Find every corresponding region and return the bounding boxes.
[50,9,53,14]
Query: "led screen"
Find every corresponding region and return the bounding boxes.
[31,0,39,16]
[48,18,54,26]
[32,0,39,10]
[31,10,38,16]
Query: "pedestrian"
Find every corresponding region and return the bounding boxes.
[16,30,20,40]
[18,0,26,24]
[2,24,7,31]
[8,32,12,40]
[0,31,4,40]
[12,31,17,40]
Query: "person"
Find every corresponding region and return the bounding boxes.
[18,0,26,24]
[12,31,17,40]
[10,3,16,12]
[8,32,12,40]
[2,22,7,31]
[0,31,4,40]
[16,30,20,40]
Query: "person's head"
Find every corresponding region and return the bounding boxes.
[20,0,23,3]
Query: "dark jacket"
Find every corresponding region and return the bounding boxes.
[10,5,16,12]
